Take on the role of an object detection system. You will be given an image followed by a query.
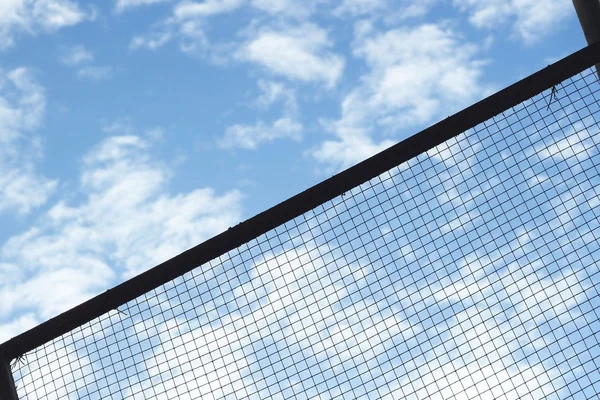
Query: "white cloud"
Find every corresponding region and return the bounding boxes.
[255,79,297,113]
[0,313,37,345]
[32,0,90,30]
[131,2,345,80]
[122,312,249,399]
[173,0,244,18]
[336,0,437,18]
[535,122,598,166]
[333,0,438,21]
[333,0,386,15]
[237,23,345,88]
[130,0,245,53]
[250,0,297,14]
[250,0,325,17]
[0,131,242,340]
[0,262,115,323]
[220,79,301,151]
[219,117,302,149]
[0,67,57,215]
[310,121,395,172]
[398,348,557,400]
[0,169,56,215]
[60,45,113,81]
[95,240,359,399]
[310,22,489,172]
[81,212,584,398]
[101,117,135,135]
[77,65,113,81]
[60,44,94,66]
[0,0,92,50]
[453,0,573,44]
[114,0,172,13]
[352,23,487,124]
[223,239,415,396]
[130,30,173,50]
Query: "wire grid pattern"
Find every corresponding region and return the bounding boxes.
[10,67,600,399]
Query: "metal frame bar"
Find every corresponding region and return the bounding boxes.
[573,0,600,77]
[0,42,599,380]
[573,0,600,44]
[0,360,18,400]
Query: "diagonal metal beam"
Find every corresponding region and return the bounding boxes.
[573,0,600,77]
[0,41,599,368]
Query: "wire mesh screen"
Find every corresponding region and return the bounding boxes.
[9,65,600,399]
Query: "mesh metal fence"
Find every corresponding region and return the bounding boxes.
[5,54,600,399]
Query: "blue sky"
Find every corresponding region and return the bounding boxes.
[1,1,599,398]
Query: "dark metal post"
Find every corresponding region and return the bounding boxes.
[573,0,600,77]
[0,358,18,400]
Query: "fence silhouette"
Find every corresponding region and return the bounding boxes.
[1,43,600,399]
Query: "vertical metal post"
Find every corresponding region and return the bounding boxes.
[572,0,600,77]
[0,358,18,400]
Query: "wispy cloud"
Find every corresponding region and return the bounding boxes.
[333,0,438,20]
[332,0,388,16]
[254,79,297,114]
[173,0,244,18]
[0,129,243,339]
[129,0,244,52]
[236,23,345,88]
[114,0,173,14]
[77,65,113,81]
[310,22,490,172]
[60,44,113,81]
[219,117,302,150]
[310,126,395,173]
[130,30,172,50]
[452,0,573,44]
[60,44,94,66]
[0,67,57,215]
[219,79,302,150]
[250,0,325,17]
[0,0,93,50]
[101,117,135,135]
